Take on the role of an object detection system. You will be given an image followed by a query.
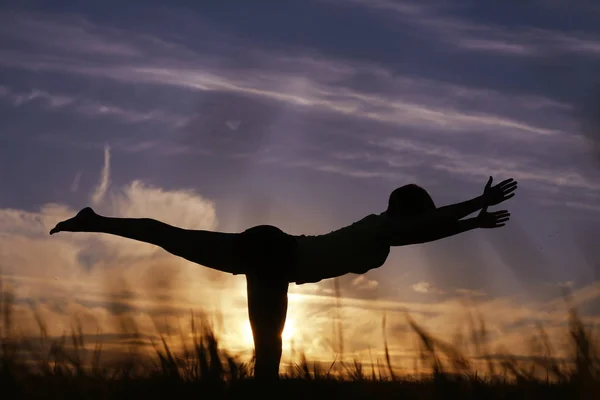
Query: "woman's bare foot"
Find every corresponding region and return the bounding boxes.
[50,207,98,235]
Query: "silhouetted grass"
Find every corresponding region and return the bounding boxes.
[1,280,600,399]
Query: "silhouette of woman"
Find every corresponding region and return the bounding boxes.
[50,176,516,380]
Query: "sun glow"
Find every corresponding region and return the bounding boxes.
[241,317,297,347]
[283,317,296,341]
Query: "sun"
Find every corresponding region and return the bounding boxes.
[282,317,296,341]
[241,317,297,347]
[242,322,254,346]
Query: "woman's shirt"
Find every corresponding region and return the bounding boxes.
[290,213,391,284]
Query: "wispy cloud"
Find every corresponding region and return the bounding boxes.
[0,13,571,140]
[0,12,141,57]
[70,172,82,193]
[74,102,188,126]
[352,275,379,290]
[0,86,74,108]
[0,85,188,127]
[412,280,446,295]
[2,10,600,213]
[324,0,600,58]
[91,145,111,205]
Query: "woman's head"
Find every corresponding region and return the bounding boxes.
[386,184,436,217]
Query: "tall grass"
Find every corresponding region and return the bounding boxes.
[1,280,599,399]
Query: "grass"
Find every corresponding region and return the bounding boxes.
[1,281,600,399]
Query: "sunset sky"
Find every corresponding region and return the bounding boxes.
[2,0,600,371]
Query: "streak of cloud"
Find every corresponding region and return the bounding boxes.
[91,145,111,206]
[323,0,600,58]
[70,172,82,193]
[0,13,573,141]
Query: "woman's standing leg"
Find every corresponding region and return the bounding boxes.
[237,225,297,380]
[246,276,288,380]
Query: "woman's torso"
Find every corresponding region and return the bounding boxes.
[290,214,390,284]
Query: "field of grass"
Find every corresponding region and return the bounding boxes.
[1,283,599,399]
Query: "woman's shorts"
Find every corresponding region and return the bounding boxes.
[234,225,298,283]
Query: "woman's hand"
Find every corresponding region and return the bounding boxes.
[482,177,517,207]
[476,208,510,229]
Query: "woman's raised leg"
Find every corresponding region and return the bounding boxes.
[49,207,243,274]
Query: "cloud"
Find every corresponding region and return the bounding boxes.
[0,15,581,136]
[324,0,600,58]
[456,39,533,56]
[0,13,571,140]
[0,144,239,349]
[91,145,111,206]
[412,280,445,295]
[94,64,561,139]
[70,172,82,193]
[542,280,575,290]
[2,10,600,215]
[0,12,140,57]
[0,86,75,108]
[352,275,379,290]
[371,136,600,193]
[225,120,241,131]
[0,85,188,128]
[74,103,189,126]
[13,89,75,108]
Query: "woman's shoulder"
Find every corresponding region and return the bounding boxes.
[295,213,389,240]
[352,213,390,232]
[362,212,388,224]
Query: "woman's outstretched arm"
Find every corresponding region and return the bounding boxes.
[385,209,510,246]
[381,176,517,242]
[386,218,479,246]
[49,207,242,274]
[433,196,486,221]
[432,177,517,221]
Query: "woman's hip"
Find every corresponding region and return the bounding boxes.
[235,225,298,281]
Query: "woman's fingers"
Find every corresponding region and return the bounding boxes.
[499,179,517,187]
[481,209,511,228]
[501,193,515,201]
[496,178,515,188]
[497,180,518,197]
[481,209,511,227]
[502,188,517,197]
[498,178,516,186]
